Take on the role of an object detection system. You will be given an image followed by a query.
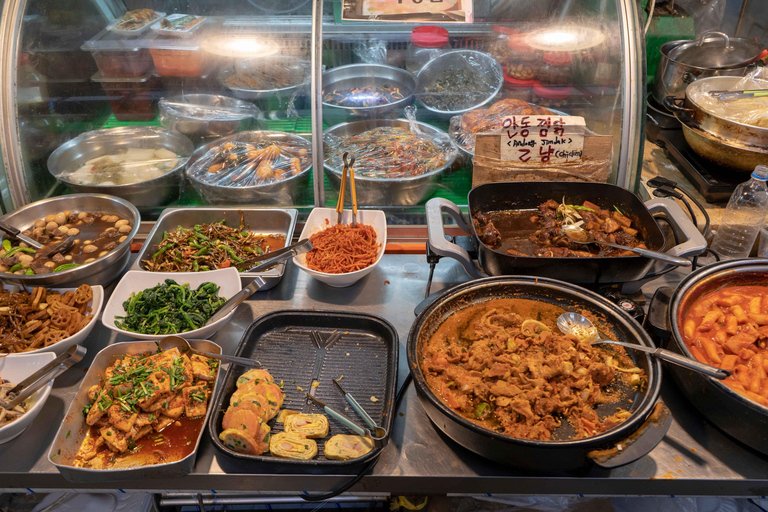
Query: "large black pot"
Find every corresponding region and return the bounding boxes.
[667,259,768,456]
[426,181,706,285]
[407,276,665,471]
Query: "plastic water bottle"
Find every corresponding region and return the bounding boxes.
[710,165,768,260]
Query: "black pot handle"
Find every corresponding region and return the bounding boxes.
[589,401,672,469]
[663,96,692,114]
[645,286,674,343]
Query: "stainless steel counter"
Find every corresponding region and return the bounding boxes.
[2,255,768,496]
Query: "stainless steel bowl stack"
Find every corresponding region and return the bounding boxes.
[158,94,263,146]
[0,194,140,287]
[415,50,503,118]
[185,130,312,205]
[323,119,460,206]
[219,56,309,106]
[46,126,194,209]
[322,64,416,125]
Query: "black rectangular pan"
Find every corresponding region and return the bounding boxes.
[208,310,398,467]
[426,181,705,284]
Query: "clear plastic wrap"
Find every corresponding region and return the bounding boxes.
[65,148,182,186]
[417,50,503,113]
[353,39,388,64]
[187,133,311,188]
[692,68,768,128]
[450,98,612,183]
[323,120,458,179]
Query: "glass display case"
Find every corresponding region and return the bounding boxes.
[0,0,645,219]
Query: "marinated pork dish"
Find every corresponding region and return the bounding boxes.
[73,347,218,469]
[420,298,646,441]
[473,199,648,258]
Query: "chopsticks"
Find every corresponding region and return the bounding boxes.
[335,152,358,227]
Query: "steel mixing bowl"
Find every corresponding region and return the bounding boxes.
[322,64,416,125]
[0,194,140,287]
[46,126,194,209]
[158,94,263,146]
[323,119,460,206]
[219,56,309,103]
[416,50,503,118]
[185,130,312,205]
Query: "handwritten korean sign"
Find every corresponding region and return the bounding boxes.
[499,115,586,164]
[343,0,473,23]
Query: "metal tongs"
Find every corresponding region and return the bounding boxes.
[335,152,358,227]
[1,345,86,410]
[306,378,388,448]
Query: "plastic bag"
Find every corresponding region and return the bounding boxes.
[675,0,726,34]
[353,39,388,64]
[323,120,458,180]
[691,66,768,128]
[186,133,311,188]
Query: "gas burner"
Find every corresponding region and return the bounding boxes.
[654,128,745,203]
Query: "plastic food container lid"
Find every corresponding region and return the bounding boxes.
[503,71,535,89]
[92,70,155,84]
[543,51,573,66]
[532,82,573,99]
[411,26,450,49]
[81,28,147,52]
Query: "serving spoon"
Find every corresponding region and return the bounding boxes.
[158,335,262,368]
[556,312,730,380]
[560,224,691,267]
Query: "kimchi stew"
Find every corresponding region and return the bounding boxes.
[682,285,768,407]
[74,347,219,469]
[420,298,646,441]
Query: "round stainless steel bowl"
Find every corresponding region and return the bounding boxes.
[219,57,309,103]
[415,50,503,118]
[46,126,194,209]
[323,119,460,206]
[185,130,312,205]
[0,194,140,287]
[322,64,416,124]
[158,94,263,146]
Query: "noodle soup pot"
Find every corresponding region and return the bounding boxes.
[662,259,768,456]
[426,182,706,286]
[407,276,666,470]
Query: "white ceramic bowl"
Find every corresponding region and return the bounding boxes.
[0,352,56,444]
[0,285,104,356]
[293,207,387,288]
[102,268,242,340]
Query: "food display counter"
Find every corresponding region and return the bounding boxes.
[1,254,768,497]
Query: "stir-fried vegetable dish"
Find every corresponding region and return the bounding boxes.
[473,199,647,258]
[324,127,456,179]
[75,347,219,469]
[323,85,405,108]
[141,218,286,273]
[0,284,94,354]
[115,280,226,335]
[420,298,645,441]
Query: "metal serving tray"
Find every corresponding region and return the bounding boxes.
[208,310,398,466]
[132,207,297,290]
[48,339,222,483]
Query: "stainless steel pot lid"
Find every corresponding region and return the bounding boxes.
[667,31,762,69]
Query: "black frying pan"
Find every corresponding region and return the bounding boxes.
[426,182,705,285]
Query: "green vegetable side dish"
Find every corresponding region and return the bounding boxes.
[115,279,227,335]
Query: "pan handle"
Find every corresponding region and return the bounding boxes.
[425,198,484,279]
[645,197,707,268]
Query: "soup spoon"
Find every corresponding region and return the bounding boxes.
[560,224,691,267]
[556,312,730,380]
[158,336,262,368]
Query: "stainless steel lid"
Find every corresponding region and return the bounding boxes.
[667,31,762,69]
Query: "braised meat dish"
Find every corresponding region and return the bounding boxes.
[420,298,646,441]
[473,199,647,258]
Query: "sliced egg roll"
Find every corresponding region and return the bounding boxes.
[232,382,283,419]
[276,409,300,423]
[269,432,318,459]
[236,369,275,388]
[284,413,329,438]
[222,406,270,443]
[229,392,269,421]
[324,434,374,460]
[219,427,270,455]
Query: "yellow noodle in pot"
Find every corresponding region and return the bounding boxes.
[284,413,329,438]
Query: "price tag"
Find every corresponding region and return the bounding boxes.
[343,0,473,22]
[499,115,586,164]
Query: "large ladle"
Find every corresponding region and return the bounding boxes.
[560,224,691,267]
[556,312,730,380]
[158,336,261,368]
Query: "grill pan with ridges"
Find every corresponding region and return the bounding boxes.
[208,310,398,466]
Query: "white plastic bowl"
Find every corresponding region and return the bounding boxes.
[102,268,241,340]
[0,285,104,356]
[0,352,56,444]
[293,207,387,288]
